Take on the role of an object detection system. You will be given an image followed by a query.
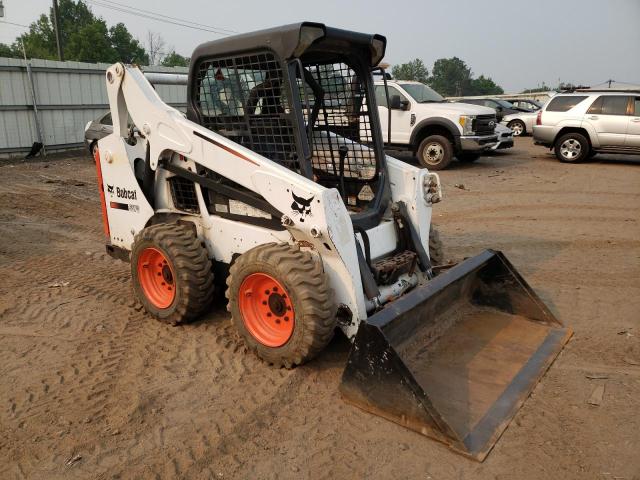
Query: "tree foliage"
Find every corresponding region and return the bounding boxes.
[391,59,429,84]
[0,43,20,58]
[391,56,504,96]
[2,0,152,65]
[161,51,190,67]
[468,75,504,95]
[428,57,472,96]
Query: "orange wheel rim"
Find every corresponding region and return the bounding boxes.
[137,247,176,309]
[239,273,295,347]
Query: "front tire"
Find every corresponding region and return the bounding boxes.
[554,132,589,163]
[131,223,214,325]
[227,243,336,368]
[417,135,453,170]
[507,120,526,137]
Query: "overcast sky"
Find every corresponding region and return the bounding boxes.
[2,0,639,92]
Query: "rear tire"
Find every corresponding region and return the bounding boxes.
[227,243,336,368]
[417,135,453,170]
[457,152,481,163]
[507,120,526,137]
[554,132,589,163]
[131,223,214,325]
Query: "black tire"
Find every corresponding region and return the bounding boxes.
[90,141,98,157]
[429,225,445,266]
[417,135,453,170]
[507,120,526,137]
[554,132,590,163]
[131,223,214,325]
[226,243,336,368]
[457,152,481,163]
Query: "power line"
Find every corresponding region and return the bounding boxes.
[0,20,30,29]
[86,0,236,36]
[94,0,238,35]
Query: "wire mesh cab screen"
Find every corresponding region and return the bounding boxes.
[299,62,377,182]
[297,60,379,210]
[195,52,301,172]
[193,50,382,212]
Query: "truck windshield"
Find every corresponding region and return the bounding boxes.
[399,83,444,103]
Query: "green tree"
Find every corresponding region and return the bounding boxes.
[110,23,149,64]
[65,19,115,63]
[0,43,20,58]
[391,59,428,83]
[468,75,504,95]
[161,50,189,67]
[17,14,57,60]
[11,0,148,63]
[427,57,471,96]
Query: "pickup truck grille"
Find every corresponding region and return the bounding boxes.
[473,114,497,136]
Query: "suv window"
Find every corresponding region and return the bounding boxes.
[546,95,588,112]
[635,97,640,116]
[587,95,630,115]
[375,85,407,108]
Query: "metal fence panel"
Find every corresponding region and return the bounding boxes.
[0,57,188,156]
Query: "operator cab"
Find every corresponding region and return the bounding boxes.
[187,22,389,229]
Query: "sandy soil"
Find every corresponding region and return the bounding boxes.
[1,138,639,479]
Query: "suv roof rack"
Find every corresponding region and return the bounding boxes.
[572,88,640,93]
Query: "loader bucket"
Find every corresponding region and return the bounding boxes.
[340,250,572,461]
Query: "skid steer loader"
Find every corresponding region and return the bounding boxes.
[94,23,571,460]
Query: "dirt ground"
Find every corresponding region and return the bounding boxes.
[1,137,639,479]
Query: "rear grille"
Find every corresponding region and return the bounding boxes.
[473,114,497,136]
[169,176,200,213]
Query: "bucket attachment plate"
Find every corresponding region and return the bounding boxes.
[340,250,572,461]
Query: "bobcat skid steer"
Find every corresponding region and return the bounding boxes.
[94,23,571,460]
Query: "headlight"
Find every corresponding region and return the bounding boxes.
[423,173,442,204]
[459,115,476,135]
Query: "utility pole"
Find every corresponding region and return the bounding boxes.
[52,0,64,61]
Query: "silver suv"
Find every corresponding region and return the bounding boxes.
[533,91,640,162]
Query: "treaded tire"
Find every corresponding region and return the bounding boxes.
[457,152,481,163]
[507,119,526,136]
[417,135,453,170]
[554,132,589,163]
[226,243,336,368]
[131,223,214,325]
[429,225,445,266]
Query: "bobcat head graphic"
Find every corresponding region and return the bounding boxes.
[290,192,314,222]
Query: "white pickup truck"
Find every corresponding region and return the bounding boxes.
[374,80,499,169]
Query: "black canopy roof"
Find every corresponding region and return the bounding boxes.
[189,22,387,67]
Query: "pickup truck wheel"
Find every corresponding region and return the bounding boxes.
[417,135,453,170]
[457,152,481,163]
[554,133,589,163]
[507,120,525,136]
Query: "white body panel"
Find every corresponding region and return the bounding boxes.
[97,64,441,339]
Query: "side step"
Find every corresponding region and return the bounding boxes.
[340,250,572,461]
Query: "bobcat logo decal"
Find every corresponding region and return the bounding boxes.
[107,184,114,194]
[290,191,314,223]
